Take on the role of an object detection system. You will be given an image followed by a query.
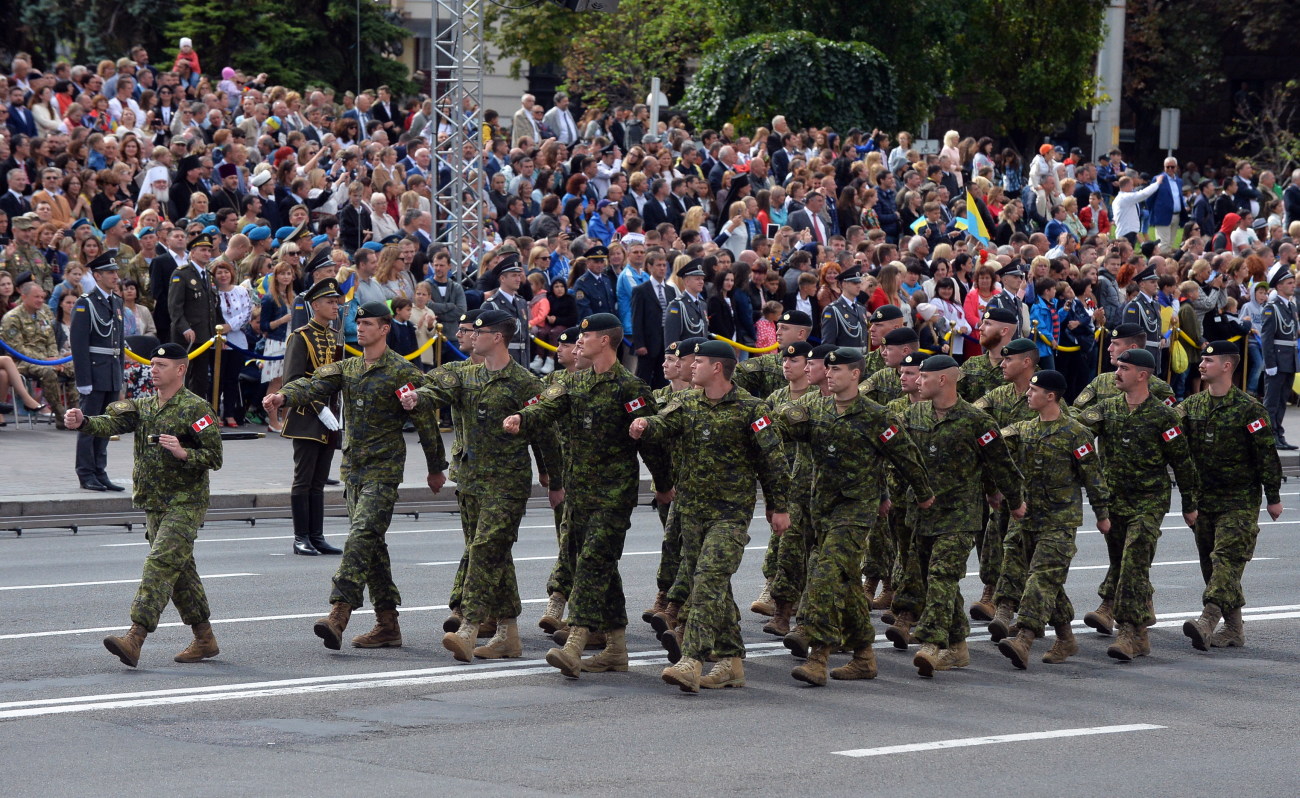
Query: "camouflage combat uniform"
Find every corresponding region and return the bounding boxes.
[883,394,924,617]
[1176,388,1282,611]
[517,362,671,631]
[651,382,695,600]
[544,368,577,599]
[642,385,788,662]
[1072,371,1175,411]
[732,350,784,400]
[6,244,52,293]
[778,394,932,650]
[857,366,905,584]
[903,398,1024,649]
[1076,394,1200,626]
[80,390,223,632]
[280,350,447,610]
[1,304,75,414]
[958,352,1003,402]
[439,358,478,611]
[997,415,1110,634]
[765,384,817,605]
[972,382,1040,592]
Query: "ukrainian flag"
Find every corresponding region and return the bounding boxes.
[964,189,991,244]
[339,273,357,302]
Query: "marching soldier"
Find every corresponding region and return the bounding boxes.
[733,309,814,400]
[861,305,906,380]
[1075,348,1200,661]
[959,308,1018,402]
[279,277,346,557]
[993,370,1110,669]
[264,301,448,652]
[1259,264,1299,449]
[542,325,585,635]
[819,266,869,350]
[1177,341,1283,651]
[879,352,929,634]
[633,340,790,692]
[664,259,709,346]
[71,250,127,491]
[859,327,919,406]
[66,343,224,668]
[1072,323,1175,410]
[1121,264,1163,361]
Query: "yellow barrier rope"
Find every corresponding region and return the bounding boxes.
[125,334,219,365]
[123,347,152,365]
[532,336,558,352]
[709,334,779,354]
[344,333,443,361]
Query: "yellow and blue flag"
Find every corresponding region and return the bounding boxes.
[964,189,990,244]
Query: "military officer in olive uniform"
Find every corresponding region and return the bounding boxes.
[280,277,346,557]
[168,233,221,402]
[664,259,709,346]
[819,266,869,350]
[1259,264,1299,448]
[7,214,53,292]
[67,343,224,668]
[71,250,127,492]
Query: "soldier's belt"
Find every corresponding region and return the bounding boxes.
[89,346,120,355]
[508,343,526,349]
[1274,340,1296,347]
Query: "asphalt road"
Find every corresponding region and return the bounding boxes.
[1,489,1297,797]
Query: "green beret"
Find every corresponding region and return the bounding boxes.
[356,301,392,321]
[900,352,930,367]
[809,344,837,361]
[580,312,621,332]
[558,325,582,344]
[782,342,814,358]
[826,347,864,366]
[153,342,189,360]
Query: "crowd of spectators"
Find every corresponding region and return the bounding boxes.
[2,41,1300,430]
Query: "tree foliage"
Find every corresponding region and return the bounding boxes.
[8,0,177,67]
[1122,0,1223,113]
[487,0,717,109]
[682,31,897,134]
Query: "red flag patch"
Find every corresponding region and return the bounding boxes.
[1073,442,1093,460]
[977,429,998,447]
[624,397,647,413]
[879,425,898,443]
[1162,426,1182,442]
[1163,396,1176,407]
[396,382,416,399]
[751,416,771,432]
[1247,418,1267,434]
[526,394,541,406]
[192,414,214,433]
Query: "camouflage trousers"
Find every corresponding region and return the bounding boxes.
[449,490,474,610]
[803,517,875,650]
[459,491,528,623]
[912,531,977,648]
[667,503,705,608]
[330,480,401,609]
[654,500,682,594]
[1098,510,1161,626]
[1193,508,1259,612]
[566,503,634,631]
[888,504,924,618]
[1000,524,1077,635]
[680,516,751,661]
[770,499,813,604]
[130,505,210,632]
[545,499,575,597]
[976,504,1008,587]
[860,510,897,583]
[17,362,73,415]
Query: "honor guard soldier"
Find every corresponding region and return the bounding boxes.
[664,259,709,345]
[574,245,617,319]
[1259,264,1299,449]
[168,233,221,401]
[480,253,533,368]
[986,261,1028,336]
[1122,263,1163,360]
[280,277,346,556]
[819,266,868,350]
[71,250,127,492]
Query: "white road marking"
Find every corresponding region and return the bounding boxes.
[418,545,768,566]
[99,524,554,547]
[0,573,257,591]
[964,558,1277,578]
[832,723,1165,758]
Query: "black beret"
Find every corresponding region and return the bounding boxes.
[1029,369,1067,394]
[153,342,189,360]
[782,341,814,358]
[883,328,919,346]
[1203,340,1240,357]
[356,300,392,320]
[779,310,813,327]
[809,344,838,361]
[1109,323,1144,339]
[694,339,737,360]
[982,307,1018,325]
[558,325,582,344]
[458,309,483,325]
[870,305,905,323]
[678,336,707,354]
[304,277,342,302]
[918,354,960,372]
[475,309,515,328]
[580,312,621,332]
[1116,348,1157,370]
[1001,338,1038,356]
[826,347,864,366]
[900,352,930,367]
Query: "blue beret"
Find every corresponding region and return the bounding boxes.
[247,226,272,242]
[100,215,122,233]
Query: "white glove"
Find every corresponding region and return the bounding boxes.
[317,406,341,431]
[76,385,93,396]
[1266,367,1278,377]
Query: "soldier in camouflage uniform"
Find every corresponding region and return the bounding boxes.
[993,370,1111,669]
[1,281,73,422]
[958,307,1017,402]
[1177,341,1283,651]
[1074,348,1200,662]
[540,325,583,635]
[266,301,448,651]
[67,343,224,668]
[899,355,1025,678]
[6,214,54,292]
[634,340,790,693]
[440,310,486,632]
[779,347,935,687]
[880,351,930,637]
[860,304,906,383]
[970,337,1040,622]
[859,327,918,406]
[506,313,672,679]
[1072,323,1175,411]
[403,310,563,662]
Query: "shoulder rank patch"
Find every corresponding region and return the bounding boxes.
[751,416,771,432]
[1073,442,1093,459]
[783,404,810,423]
[1247,417,1267,434]
[1162,426,1182,441]
[879,424,898,442]
[624,396,647,413]
[434,368,458,387]
[107,399,134,414]
[192,414,215,432]
[542,383,566,400]
[977,428,998,446]
[315,362,342,378]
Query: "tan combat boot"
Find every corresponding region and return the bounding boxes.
[791,645,831,686]
[1183,603,1222,652]
[700,656,745,689]
[553,626,606,649]
[1084,599,1115,635]
[313,603,352,650]
[351,608,402,648]
[442,619,479,662]
[473,618,523,659]
[1106,622,1140,661]
[830,647,878,680]
[936,641,970,669]
[581,627,629,672]
[545,625,589,678]
[477,619,497,638]
[661,656,702,693]
[762,600,794,637]
[174,621,220,663]
[871,580,895,611]
[1042,623,1079,664]
[863,577,880,605]
[1211,605,1245,647]
[1134,623,1151,656]
[987,602,1017,642]
[998,627,1036,670]
[103,623,148,668]
[539,593,567,635]
[750,580,775,616]
[969,584,996,621]
[642,591,667,625]
[913,642,943,677]
[885,611,917,649]
[442,607,464,633]
[660,623,684,664]
[783,625,811,659]
[650,601,682,636]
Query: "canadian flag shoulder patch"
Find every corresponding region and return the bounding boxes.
[1163,396,1176,407]
[526,394,541,406]
[977,429,998,447]
[751,416,771,432]
[395,382,416,399]
[1161,426,1182,442]
[192,414,214,433]
[879,425,898,443]
[1246,417,1267,434]
[1073,442,1093,460]
[624,396,647,413]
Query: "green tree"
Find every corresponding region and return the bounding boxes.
[1123,0,1223,113]
[682,31,897,133]
[12,0,177,67]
